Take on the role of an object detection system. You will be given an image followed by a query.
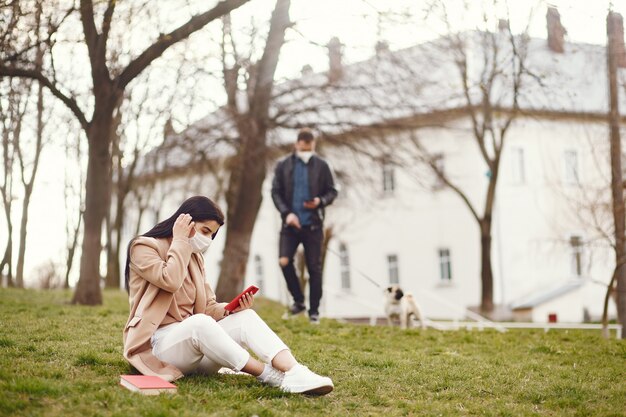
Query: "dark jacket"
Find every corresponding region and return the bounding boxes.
[271,153,338,225]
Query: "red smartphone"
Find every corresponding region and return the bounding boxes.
[224,285,259,312]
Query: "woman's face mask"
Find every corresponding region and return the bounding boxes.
[189,232,213,253]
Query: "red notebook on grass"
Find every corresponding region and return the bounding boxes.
[120,375,177,395]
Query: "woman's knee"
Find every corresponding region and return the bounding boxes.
[279,257,290,268]
[186,313,217,331]
[236,309,259,320]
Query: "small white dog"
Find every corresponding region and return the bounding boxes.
[384,285,426,330]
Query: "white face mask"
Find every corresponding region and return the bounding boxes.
[296,151,314,163]
[189,232,212,253]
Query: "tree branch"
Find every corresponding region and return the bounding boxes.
[0,66,89,130]
[117,0,250,89]
[79,0,99,62]
[101,0,116,41]
[4,6,76,64]
[250,0,291,119]
[408,132,481,223]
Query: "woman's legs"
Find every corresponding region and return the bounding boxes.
[152,314,253,375]
[218,309,291,366]
[152,311,333,394]
[271,349,298,372]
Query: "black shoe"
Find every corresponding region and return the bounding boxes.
[289,302,306,315]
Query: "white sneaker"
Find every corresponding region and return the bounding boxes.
[257,365,284,388]
[280,364,334,395]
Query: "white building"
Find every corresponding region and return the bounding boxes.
[129,10,625,323]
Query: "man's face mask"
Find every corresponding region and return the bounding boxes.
[296,150,314,163]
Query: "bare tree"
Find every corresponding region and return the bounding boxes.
[369,8,532,313]
[214,0,292,301]
[606,10,626,338]
[14,1,48,287]
[0,0,251,304]
[35,260,63,290]
[104,65,188,289]
[63,126,84,290]
[0,78,22,287]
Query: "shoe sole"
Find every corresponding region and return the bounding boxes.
[302,384,333,396]
[283,383,334,395]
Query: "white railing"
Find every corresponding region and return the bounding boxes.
[423,320,623,339]
[319,249,623,338]
[322,285,623,338]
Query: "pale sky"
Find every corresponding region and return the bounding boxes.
[3,0,625,287]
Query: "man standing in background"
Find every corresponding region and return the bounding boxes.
[271,128,338,324]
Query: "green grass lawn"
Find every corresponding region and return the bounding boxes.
[0,288,624,417]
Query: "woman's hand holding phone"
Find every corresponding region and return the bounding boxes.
[224,285,259,314]
[231,292,254,313]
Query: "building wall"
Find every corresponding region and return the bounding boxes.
[531,288,584,323]
[128,115,619,322]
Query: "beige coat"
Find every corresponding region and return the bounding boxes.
[122,236,227,381]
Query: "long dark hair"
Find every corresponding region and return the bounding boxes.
[124,195,225,292]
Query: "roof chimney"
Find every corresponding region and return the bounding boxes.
[327,37,343,84]
[301,64,313,76]
[163,117,176,140]
[608,12,626,68]
[547,6,566,53]
[498,19,510,32]
[375,40,389,56]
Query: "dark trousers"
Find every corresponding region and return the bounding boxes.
[279,224,324,316]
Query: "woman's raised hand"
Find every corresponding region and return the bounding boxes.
[173,213,194,240]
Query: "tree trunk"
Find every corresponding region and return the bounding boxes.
[607,12,626,337]
[15,187,31,288]
[601,269,617,338]
[1,235,13,287]
[15,79,44,288]
[104,103,124,289]
[215,129,268,301]
[104,221,122,289]
[321,225,333,274]
[480,221,494,313]
[64,211,82,289]
[105,164,127,289]
[72,92,119,305]
[214,0,290,301]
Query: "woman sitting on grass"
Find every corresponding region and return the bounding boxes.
[122,195,333,395]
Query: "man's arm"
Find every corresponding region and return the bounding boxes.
[271,160,291,217]
[317,161,338,207]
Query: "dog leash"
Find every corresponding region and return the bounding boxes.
[325,247,383,289]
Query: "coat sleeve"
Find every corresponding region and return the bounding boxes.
[318,161,338,207]
[271,160,291,217]
[129,238,192,293]
[203,284,228,321]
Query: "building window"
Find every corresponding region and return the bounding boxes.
[433,153,445,190]
[254,255,264,291]
[387,254,399,284]
[569,236,583,278]
[382,160,395,194]
[339,243,351,289]
[511,147,526,184]
[438,248,452,281]
[564,150,579,184]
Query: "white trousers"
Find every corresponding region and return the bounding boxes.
[151,309,289,375]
